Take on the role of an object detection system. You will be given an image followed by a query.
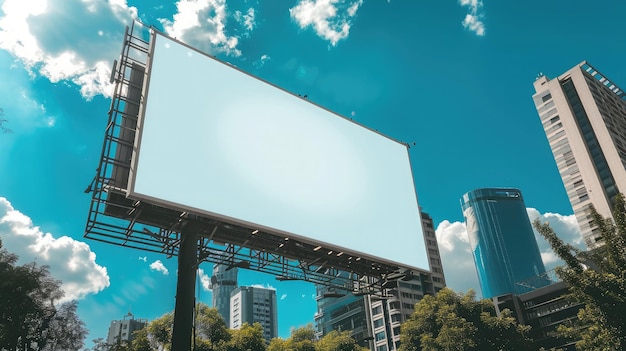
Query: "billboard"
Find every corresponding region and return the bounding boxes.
[129,31,428,271]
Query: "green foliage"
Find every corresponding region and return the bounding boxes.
[146,312,174,351]
[533,194,626,351]
[399,288,533,351]
[222,322,266,351]
[268,325,315,351]
[315,330,366,351]
[129,303,234,351]
[195,303,231,345]
[0,240,86,351]
[130,328,152,351]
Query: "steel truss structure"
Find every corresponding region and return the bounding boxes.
[84,22,416,295]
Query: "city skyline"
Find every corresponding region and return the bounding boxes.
[0,0,624,347]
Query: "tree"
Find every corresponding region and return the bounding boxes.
[146,312,174,351]
[533,193,626,351]
[268,325,315,351]
[0,240,86,351]
[315,330,366,351]
[42,301,88,351]
[268,325,366,351]
[133,303,232,351]
[399,288,534,351]
[194,303,230,346]
[222,323,266,351]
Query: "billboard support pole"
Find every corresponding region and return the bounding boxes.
[171,222,199,351]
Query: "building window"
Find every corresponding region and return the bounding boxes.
[375,331,386,341]
[372,306,382,315]
[373,318,384,328]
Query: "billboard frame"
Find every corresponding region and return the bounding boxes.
[84,23,430,295]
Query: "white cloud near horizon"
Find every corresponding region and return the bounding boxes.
[159,0,248,57]
[435,208,584,297]
[250,283,276,291]
[290,0,364,46]
[198,268,212,291]
[458,0,485,36]
[0,197,110,303]
[149,260,169,275]
[0,0,138,99]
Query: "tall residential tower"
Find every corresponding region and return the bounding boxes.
[230,286,278,343]
[532,62,626,248]
[461,188,547,298]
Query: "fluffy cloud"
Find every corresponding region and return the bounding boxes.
[234,8,256,33]
[0,197,109,303]
[0,0,138,99]
[149,260,169,275]
[159,0,244,57]
[290,0,363,46]
[458,0,485,36]
[198,268,212,291]
[526,208,585,269]
[435,208,583,297]
[280,293,288,300]
[435,220,479,294]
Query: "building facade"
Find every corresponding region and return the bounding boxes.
[211,263,238,326]
[105,313,148,347]
[532,61,626,248]
[314,212,446,351]
[460,188,548,299]
[230,286,278,342]
[493,278,582,351]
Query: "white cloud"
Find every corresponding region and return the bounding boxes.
[0,197,109,303]
[149,260,169,275]
[281,293,288,300]
[198,268,212,291]
[159,0,242,57]
[435,220,479,295]
[250,283,276,290]
[234,8,256,33]
[253,54,271,68]
[290,0,364,46]
[458,0,485,36]
[526,208,585,271]
[138,256,147,262]
[435,208,584,297]
[0,0,138,99]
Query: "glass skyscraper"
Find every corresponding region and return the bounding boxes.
[460,188,547,298]
[211,264,238,326]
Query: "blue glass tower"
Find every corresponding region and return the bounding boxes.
[460,188,547,298]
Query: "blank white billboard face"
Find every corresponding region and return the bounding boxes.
[130,32,428,270]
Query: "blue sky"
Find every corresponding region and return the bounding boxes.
[1,0,625,347]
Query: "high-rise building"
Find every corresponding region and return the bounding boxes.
[105,313,148,347]
[532,61,626,248]
[210,264,238,326]
[314,212,446,351]
[460,188,548,299]
[493,276,582,351]
[230,286,278,343]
